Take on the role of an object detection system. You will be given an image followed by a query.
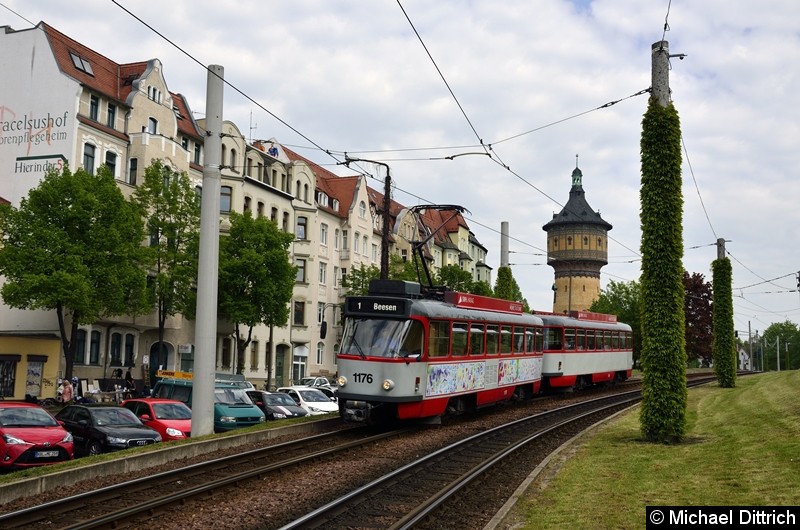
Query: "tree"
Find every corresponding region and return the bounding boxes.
[589,280,642,368]
[218,212,295,375]
[493,266,530,312]
[0,165,149,380]
[711,258,735,386]
[435,264,474,293]
[638,95,687,443]
[683,271,713,367]
[132,160,200,377]
[342,263,380,296]
[471,280,493,297]
[388,253,420,283]
[760,321,799,372]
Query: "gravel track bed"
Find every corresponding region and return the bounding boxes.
[2,387,633,529]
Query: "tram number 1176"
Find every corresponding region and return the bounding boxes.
[353,373,373,384]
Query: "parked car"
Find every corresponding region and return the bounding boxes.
[0,402,74,469]
[55,403,161,456]
[151,378,265,433]
[121,398,192,441]
[276,386,339,416]
[298,376,338,401]
[245,390,308,420]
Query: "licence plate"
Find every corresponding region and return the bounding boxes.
[35,450,59,458]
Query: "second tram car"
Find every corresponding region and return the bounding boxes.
[335,280,632,424]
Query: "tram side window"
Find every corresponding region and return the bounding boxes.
[604,331,612,350]
[513,327,525,353]
[499,325,513,354]
[565,328,576,350]
[428,320,450,358]
[625,332,632,349]
[525,328,535,353]
[545,328,563,351]
[486,325,499,355]
[586,330,596,351]
[612,331,620,350]
[535,327,544,352]
[576,329,585,351]
[452,322,468,357]
[469,324,485,356]
[400,320,424,357]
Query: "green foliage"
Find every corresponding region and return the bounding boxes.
[638,98,687,443]
[759,321,799,372]
[388,253,421,282]
[342,263,380,296]
[493,266,529,312]
[435,264,474,292]
[132,160,200,337]
[471,280,493,297]
[711,258,736,387]
[684,271,713,367]
[218,212,296,374]
[0,165,148,379]
[589,279,642,367]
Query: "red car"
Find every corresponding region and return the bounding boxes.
[121,398,192,441]
[0,401,74,469]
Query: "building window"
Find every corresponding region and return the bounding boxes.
[317,302,325,324]
[334,229,340,250]
[250,341,259,370]
[75,329,87,364]
[220,186,232,213]
[89,95,99,121]
[69,52,94,75]
[363,236,368,255]
[89,330,101,365]
[221,338,231,369]
[372,244,378,262]
[83,144,96,175]
[316,341,324,365]
[106,104,116,128]
[128,158,138,185]
[110,333,122,366]
[282,212,289,232]
[230,148,237,171]
[304,184,309,203]
[257,201,264,217]
[333,266,339,287]
[320,223,328,246]
[194,143,201,164]
[124,334,135,366]
[354,232,360,254]
[293,301,305,326]
[296,259,306,283]
[0,356,19,397]
[319,262,327,285]
[583,236,589,246]
[104,151,117,177]
[147,117,158,135]
[342,230,348,250]
[359,201,366,219]
[271,207,278,223]
[296,216,307,240]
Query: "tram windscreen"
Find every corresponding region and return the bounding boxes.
[340,318,424,358]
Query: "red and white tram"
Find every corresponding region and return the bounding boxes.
[335,280,633,424]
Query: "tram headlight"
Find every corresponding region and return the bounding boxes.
[382,379,395,391]
[337,375,347,387]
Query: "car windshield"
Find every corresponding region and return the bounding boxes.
[0,407,59,427]
[152,403,192,420]
[297,389,329,403]
[214,387,252,405]
[91,407,141,426]
[265,393,296,406]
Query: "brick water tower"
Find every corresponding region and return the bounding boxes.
[542,163,612,314]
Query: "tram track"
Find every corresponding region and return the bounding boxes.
[0,425,415,530]
[279,377,716,530]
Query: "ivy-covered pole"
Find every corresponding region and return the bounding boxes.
[712,239,736,387]
[639,41,687,443]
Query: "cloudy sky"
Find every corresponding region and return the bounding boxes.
[3,0,799,338]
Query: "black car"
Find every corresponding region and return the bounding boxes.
[55,403,162,456]
[245,390,309,420]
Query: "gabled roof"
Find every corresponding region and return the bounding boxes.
[41,22,133,104]
[283,146,360,219]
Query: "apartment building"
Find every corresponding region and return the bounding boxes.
[0,21,491,400]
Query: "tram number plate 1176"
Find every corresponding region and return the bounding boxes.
[353,373,374,384]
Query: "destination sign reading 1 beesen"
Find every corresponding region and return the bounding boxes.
[346,297,408,317]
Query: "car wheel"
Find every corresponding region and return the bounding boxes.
[87,440,103,456]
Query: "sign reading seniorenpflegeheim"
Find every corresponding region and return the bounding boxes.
[0,27,78,206]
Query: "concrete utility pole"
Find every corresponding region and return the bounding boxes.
[500,221,509,268]
[192,65,224,437]
[651,41,671,107]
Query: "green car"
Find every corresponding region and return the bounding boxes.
[151,378,265,432]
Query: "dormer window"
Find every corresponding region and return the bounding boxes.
[70,52,94,75]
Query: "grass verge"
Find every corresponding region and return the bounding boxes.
[507,371,800,529]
